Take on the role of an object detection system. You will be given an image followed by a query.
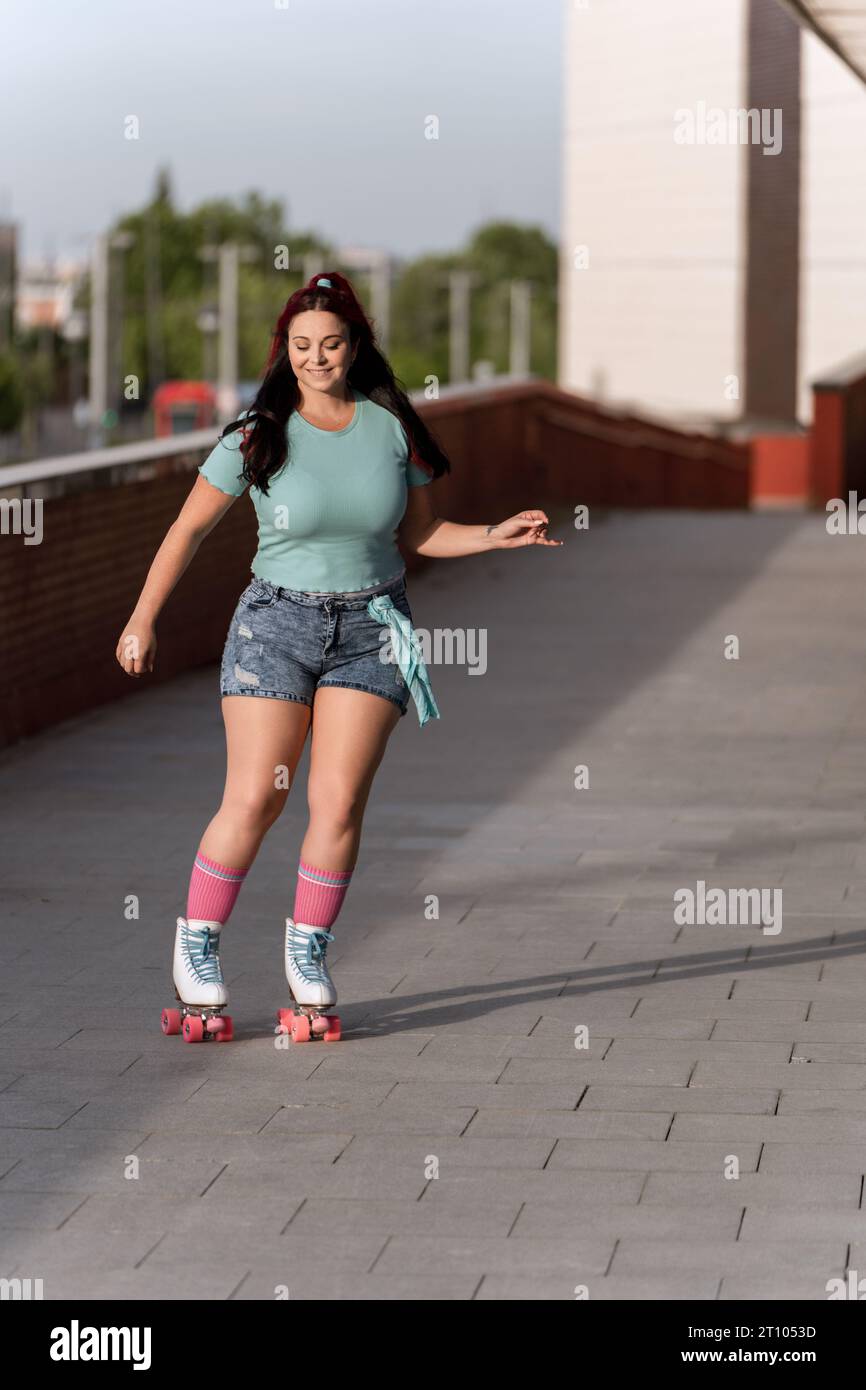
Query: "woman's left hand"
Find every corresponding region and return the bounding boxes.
[489,511,563,548]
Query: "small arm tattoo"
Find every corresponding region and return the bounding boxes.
[485,523,499,536]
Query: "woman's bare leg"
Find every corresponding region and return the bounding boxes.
[302,688,402,871]
[198,696,313,867]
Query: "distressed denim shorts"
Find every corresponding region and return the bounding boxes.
[219,571,414,716]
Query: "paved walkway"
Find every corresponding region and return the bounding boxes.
[3,509,866,1300]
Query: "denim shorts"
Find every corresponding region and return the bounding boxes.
[219,571,414,716]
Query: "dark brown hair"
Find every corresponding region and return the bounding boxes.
[220,270,451,495]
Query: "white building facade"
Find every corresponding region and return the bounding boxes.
[559,0,866,429]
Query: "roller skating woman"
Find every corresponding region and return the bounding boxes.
[115,271,561,1043]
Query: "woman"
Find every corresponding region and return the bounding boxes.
[115,271,561,1043]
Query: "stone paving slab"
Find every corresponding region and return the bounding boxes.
[641,1172,861,1208]
[371,1233,616,1278]
[0,1193,90,1231]
[691,1060,866,1089]
[605,1039,794,1064]
[261,1103,477,1137]
[741,1210,866,1242]
[284,1196,522,1238]
[18,1262,251,1301]
[512,1202,740,1241]
[231,1273,484,1300]
[609,1237,846,1279]
[476,1274,722,1300]
[714,1019,866,1041]
[5,511,866,1299]
[718,1275,835,1300]
[379,1079,586,1109]
[778,1089,866,1113]
[464,1108,672,1140]
[670,1112,866,1143]
[55,1192,303,1235]
[579,1085,780,1113]
[314,1134,557,1170]
[547,1139,764,1173]
[0,1154,230,1199]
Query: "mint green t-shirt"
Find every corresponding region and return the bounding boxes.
[198,387,433,593]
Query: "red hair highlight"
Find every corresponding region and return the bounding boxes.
[265,270,375,372]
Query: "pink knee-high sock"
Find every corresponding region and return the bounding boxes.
[293,860,353,929]
[186,851,248,925]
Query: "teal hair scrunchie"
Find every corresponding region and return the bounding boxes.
[315,277,333,288]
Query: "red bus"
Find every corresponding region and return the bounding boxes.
[152,381,217,437]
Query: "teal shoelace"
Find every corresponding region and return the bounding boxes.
[288,925,335,984]
[182,924,224,986]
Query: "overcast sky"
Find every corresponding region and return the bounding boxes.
[0,0,563,266]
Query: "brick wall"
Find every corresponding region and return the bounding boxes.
[0,381,749,748]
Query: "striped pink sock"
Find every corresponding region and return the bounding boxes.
[293,859,353,929]
[186,850,249,925]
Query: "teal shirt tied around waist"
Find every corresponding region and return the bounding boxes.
[366,594,441,728]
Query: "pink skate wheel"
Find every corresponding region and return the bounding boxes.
[290,1014,311,1043]
[182,1014,204,1043]
[310,1015,329,1036]
[215,1016,233,1042]
[322,1016,341,1043]
[276,1008,294,1034]
[161,1008,182,1036]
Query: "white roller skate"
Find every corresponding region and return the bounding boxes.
[276,917,341,1043]
[160,917,234,1044]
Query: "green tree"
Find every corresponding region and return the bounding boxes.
[75,177,558,420]
[463,222,558,380]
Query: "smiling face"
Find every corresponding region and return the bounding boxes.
[287,309,357,396]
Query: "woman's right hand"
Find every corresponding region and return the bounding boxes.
[116,617,157,677]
